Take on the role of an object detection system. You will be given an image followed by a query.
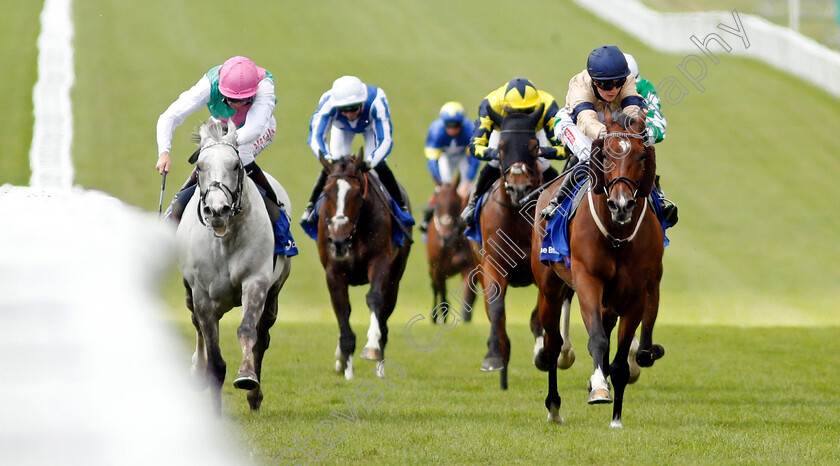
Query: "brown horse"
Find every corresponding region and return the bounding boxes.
[531,112,664,427]
[316,151,412,380]
[471,105,548,390]
[425,175,476,323]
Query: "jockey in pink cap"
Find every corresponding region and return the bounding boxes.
[156,56,279,223]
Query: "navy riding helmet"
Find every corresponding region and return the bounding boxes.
[587,45,631,80]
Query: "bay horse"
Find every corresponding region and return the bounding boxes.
[531,111,664,427]
[471,104,550,390]
[425,174,476,323]
[316,151,412,380]
[177,119,292,415]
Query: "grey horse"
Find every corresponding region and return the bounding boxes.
[176,119,291,415]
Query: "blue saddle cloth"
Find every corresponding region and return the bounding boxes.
[464,192,488,244]
[300,190,415,248]
[254,185,298,257]
[540,182,670,267]
[273,210,299,257]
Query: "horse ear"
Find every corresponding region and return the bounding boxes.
[638,144,657,197]
[318,152,332,171]
[354,147,367,170]
[603,109,615,129]
[225,119,237,145]
[485,104,504,128]
[528,103,545,128]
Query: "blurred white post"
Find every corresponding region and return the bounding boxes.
[789,0,800,31]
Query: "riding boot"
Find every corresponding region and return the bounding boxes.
[655,175,678,226]
[163,169,198,224]
[540,162,585,220]
[244,161,282,227]
[301,169,327,224]
[460,163,500,226]
[373,161,407,211]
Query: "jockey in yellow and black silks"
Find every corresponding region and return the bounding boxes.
[460,77,566,226]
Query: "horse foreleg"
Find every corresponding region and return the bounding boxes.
[235,279,269,392]
[609,314,642,428]
[457,269,477,322]
[362,261,395,362]
[193,294,225,416]
[327,272,354,380]
[246,287,279,411]
[535,289,563,422]
[558,296,576,369]
[576,275,612,405]
[637,284,665,367]
[431,270,447,324]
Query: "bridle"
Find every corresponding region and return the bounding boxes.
[196,141,244,226]
[324,172,369,243]
[589,130,648,247]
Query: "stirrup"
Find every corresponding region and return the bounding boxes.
[460,202,476,225]
[300,203,315,224]
[540,200,560,220]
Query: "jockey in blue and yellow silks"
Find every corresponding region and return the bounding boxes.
[156,56,279,223]
[419,101,478,232]
[460,78,566,226]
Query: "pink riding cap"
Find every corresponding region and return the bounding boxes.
[219,56,265,99]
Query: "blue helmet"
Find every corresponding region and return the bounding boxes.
[439,101,466,125]
[587,45,631,81]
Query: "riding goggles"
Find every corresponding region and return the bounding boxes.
[593,77,626,91]
[338,104,362,113]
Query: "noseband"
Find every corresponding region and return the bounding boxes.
[196,141,244,226]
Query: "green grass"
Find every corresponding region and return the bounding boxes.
[6,0,840,463]
[175,317,840,464]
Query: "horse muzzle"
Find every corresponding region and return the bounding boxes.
[328,237,352,259]
[202,204,233,237]
[606,196,636,225]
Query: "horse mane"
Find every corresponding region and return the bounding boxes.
[638,144,656,198]
[191,119,235,147]
[589,137,606,194]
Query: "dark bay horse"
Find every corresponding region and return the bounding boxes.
[472,105,548,390]
[531,112,664,427]
[177,119,292,415]
[425,175,476,323]
[316,151,412,379]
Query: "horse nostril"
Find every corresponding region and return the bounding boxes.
[607,199,618,211]
[202,206,212,217]
[625,199,636,211]
[220,205,231,216]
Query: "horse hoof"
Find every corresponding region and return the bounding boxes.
[234,374,260,391]
[546,409,564,424]
[610,419,623,428]
[360,347,382,361]
[557,348,575,370]
[588,388,613,404]
[637,344,665,367]
[481,356,505,372]
[651,344,665,360]
[628,364,642,384]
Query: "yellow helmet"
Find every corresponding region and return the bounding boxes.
[503,78,539,111]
